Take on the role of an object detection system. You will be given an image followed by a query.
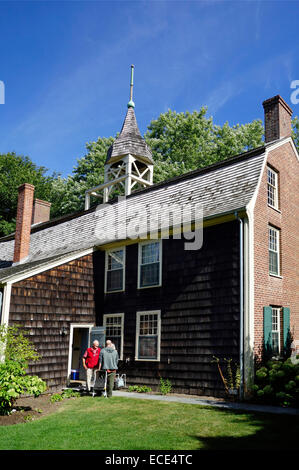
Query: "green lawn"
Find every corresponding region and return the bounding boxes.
[0,396,298,450]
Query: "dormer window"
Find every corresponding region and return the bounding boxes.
[267,167,279,209]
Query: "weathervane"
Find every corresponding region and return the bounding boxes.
[127,64,135,108]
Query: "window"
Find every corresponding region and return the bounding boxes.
[138,240,162,288]
[103,314,124,359]
[105,247,125,292]
[267,167,279,209]
[269,226,280,276]
[135,311,161,361]
[271,307,281,355]
[264,306,290,358]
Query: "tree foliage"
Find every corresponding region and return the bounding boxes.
[0,153,55,236]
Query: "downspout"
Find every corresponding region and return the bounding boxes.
[235,212,244,400]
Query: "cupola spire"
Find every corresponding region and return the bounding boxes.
[127,64,135,109]
[85,66,154,209]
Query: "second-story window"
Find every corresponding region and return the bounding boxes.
[269,226,280,276]
[267,167,279,209]
[138,240,162,288]
[105,247,125,293]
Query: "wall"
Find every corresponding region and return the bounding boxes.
[254,141,299,357]
[8,254,96,390]
[94,220,240,397]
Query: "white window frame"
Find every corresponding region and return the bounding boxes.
[267,166,279,210]
[103,313,124,360]
[137,239,162,289]
[105,246,126,293]
[268,226,280,276]
[271,307,281,356]
[135,310,161,362]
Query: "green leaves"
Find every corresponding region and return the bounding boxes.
[253,358,299,407]
[0,326,47,415]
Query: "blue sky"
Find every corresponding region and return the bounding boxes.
[0,0,298,177]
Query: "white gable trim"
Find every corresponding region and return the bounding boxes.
[1,248,94,285]
[1,282,12,326]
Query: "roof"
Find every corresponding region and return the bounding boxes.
[106,107,153,165]
[0,143,269,283]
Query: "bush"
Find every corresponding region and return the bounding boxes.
[0,325,47,415]
[159,378,172,395]
[0,360,46,415]
[128,385,152,393]
[251,358,299,407]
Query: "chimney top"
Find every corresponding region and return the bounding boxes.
[262,95,293,143]
[13,183,35,264]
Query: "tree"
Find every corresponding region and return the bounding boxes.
[292,116,299,148]
[144,108,265,183]
[0,153,55,237]
[48,137,115,217]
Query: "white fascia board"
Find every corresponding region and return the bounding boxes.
[1,282,12,326]
[2,248,94,285]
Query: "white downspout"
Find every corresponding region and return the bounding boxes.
[235,212,244,400]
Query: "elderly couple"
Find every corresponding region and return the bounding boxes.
[82,339,119,397]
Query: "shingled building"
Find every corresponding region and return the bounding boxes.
[0,89,298,398]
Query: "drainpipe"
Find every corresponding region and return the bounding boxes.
[235,212,244,400]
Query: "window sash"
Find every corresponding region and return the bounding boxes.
[271,307,281,355]
[138,241,161,288]
[136,311,161,361]
[269,227,280,275]
[105,248,125,292]
[103,313,124,359]
[267,167,278,209]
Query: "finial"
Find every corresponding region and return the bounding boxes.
[127,64,135,108]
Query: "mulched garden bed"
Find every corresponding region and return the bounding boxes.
[0,394,63,426]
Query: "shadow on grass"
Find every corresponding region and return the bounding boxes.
[191,408,299,451]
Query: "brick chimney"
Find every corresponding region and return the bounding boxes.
[263,95,293,143]
[32,199,51,225]
[13,183,35,264]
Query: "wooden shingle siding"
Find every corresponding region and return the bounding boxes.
[97,220,240,397]
[8,255,96,390]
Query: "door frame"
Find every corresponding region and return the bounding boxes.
[67,323,94,380]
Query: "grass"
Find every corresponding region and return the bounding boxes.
[0,396,298,450]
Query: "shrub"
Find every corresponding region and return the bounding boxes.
[0,325,47,415]
[0,360,46,415]
[128,385,152,393]
[159,378,172,395]
[251,358,299,407]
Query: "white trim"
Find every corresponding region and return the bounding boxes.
[104,247,126,293]
[268,225,280,276]
[267,166,279,210]
[1,248,94,284]
[67,323,94,379]
[266,136,299,161]
[1,282,11,326]
[103,313,124,360]
[242,214,255,392]
[135,310,161,362]
[137,239,162,289]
